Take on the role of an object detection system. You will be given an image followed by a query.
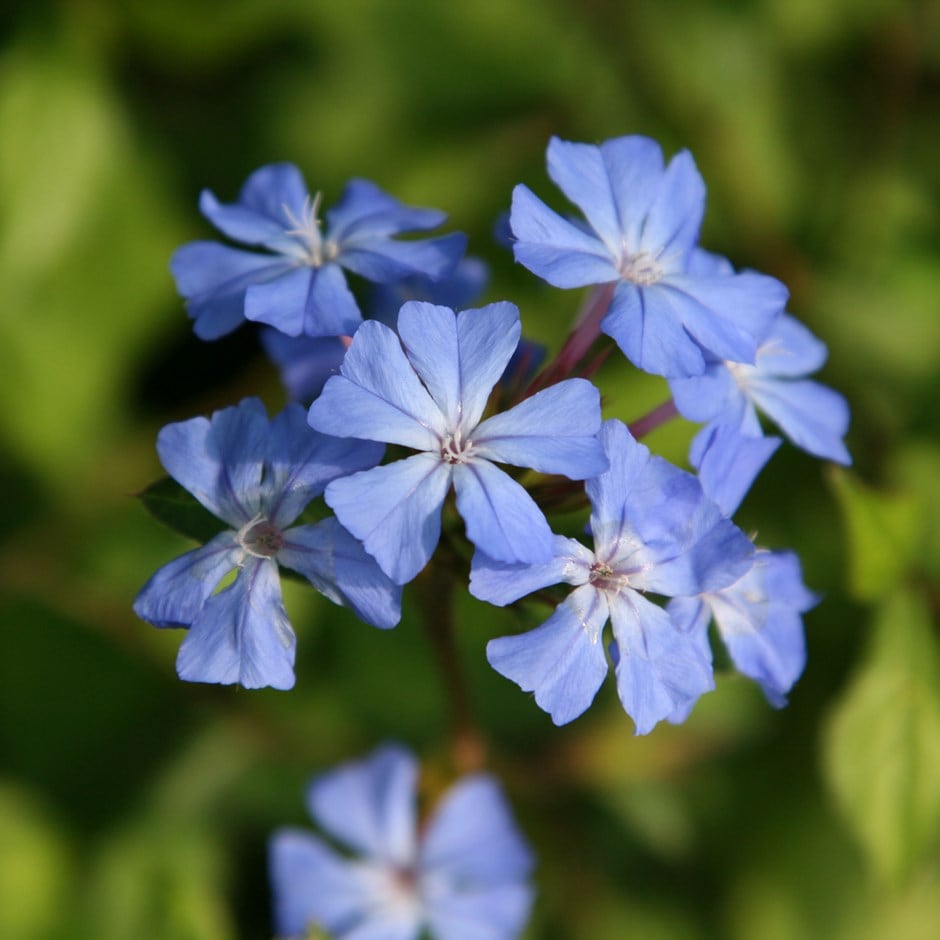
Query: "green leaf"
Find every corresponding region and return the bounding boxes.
[829,468,922,602]
[138,477,228,545]
[822,587,940,882]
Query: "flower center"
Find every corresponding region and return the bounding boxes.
[282,193,339,267]
[618,250,663,286]
[440,429,473,465]
[588,561,624,592]
[237,516,284,558]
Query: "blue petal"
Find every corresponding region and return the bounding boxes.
[486,584,610,726]
[453,459,553,565]
[510,185,619,288]
[324,454,452,584]
[602,281,706,377]
[340,232,467,284]
[170,241,294,339]
[757,313,829,376]
[156,398,269,526]
[472,378,607,479]
[421,776,534,883]
[269,829,419,940]
[133,532,241,627]
[176,558,296,689]
[263,404,384,528]
[708,551,816,705]
[278,518,402,629]
[747,376,852,464]
[661,271,786,365]
[668,361,744,425]
[308,320,446,451]
[397,301,520,431]
[221,162,309,247]
[608,591,714,734]
[423,885,534,940]
[327,178,447,241]
[307,744,418,867]
[245,263,362,337]
[638,149,706,271]
[260,329,348,403]
[469,535,593,606]
[691,424,782,517]
[199,190,290,250]
[597,135,667,249]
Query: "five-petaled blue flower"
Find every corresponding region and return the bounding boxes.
[171,163,467,340]
[308,301,609,585]
[269,743,535,940]
[471,419,755,733]
[670,309,852,465]
[134,398,400,690]
[510,135,788,377]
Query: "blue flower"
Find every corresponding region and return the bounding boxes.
[171,163,467,340]
[269,744,535,940]
[307,301,608,584]
[471,420,754,733]
[510,135,788,377]
[670,310,852,465]
[665,417,816,711]
[134,398,400,689]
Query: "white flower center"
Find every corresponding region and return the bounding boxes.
[618,250,664,286]
[237,515,283,558]
[282,193,339,267]
[440,429,474,465]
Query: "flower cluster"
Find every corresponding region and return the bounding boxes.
[136,134,850,938]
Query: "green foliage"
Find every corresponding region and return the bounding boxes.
[138,477,228,545]
[823,588,940,883]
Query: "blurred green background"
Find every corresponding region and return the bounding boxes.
[1,0,939,937]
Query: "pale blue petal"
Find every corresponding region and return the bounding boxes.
[221,162,309,246]
[269,830,419,940]
[757,313,828,376]
[469,535,593,606]
[340,232,467,284]
[638,149,705,270]
[327,178,447,241]
[691,424,782,517]
[170,241,294,339]
[423,885,534,940]
[687,248,735,275]
[199,189,290,250]
[602,281,706,377]
[156,398,269,526]
[421,776,534,884]
[324,455,452,584]
[176,558,296,689]
[308,320,446,450]
[747,377,852,464]
[278,519,402,629]
[133,532,241,627]
[668,362,744,425]
[472,379,606,479]
[307,744,418,867]
[584,420,650,539]
[545,137,623,251]
[245,263,362,338]
[608,591,713,735]
[709,551,815,705]
[597,135,667,249]
[453,460,553,565]
[661,271,787,364]
[397,302,520,431]
[264,404,384,528]
[486,584,610,726]
[510,185,619,288]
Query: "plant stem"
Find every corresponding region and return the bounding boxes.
[628,398,679,439]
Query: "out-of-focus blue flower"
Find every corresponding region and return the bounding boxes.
[510,135,788,377]
[134,399,400,689]
[670,311,852,465]
[471,420,754,733]
[171,163,467,340]
[269,743,535,940]
[308,301,608,584]
[665,416,816,711]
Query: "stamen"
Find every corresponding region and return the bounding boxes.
[237,515,284,558]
